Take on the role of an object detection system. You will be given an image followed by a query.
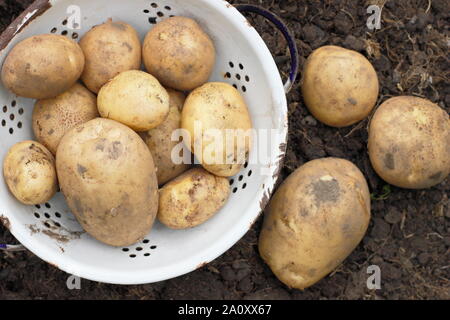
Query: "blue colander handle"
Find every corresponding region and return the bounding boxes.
[235,4,299,93]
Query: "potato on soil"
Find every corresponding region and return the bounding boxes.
[368,96,450,189]
[98,70,170,131]
[3,141,57,205]
[158,168,231,229]
[301,45,379,127]
[1,34,85,99]
[143,16,215,91]
[80,19,141,93]
[32,83,99,155]
[141,88,190,186]
[181,82,252,177]
[56,118,159,247]
[259,158,371,290]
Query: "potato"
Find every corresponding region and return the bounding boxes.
[143,16,215,91]
[80,19,141,93]
[56,118,159,246]
[182,82,252,177]
[3,141,57,205]
[98,70,170,131]
[301,45,379,127]
[32,83,99,155]
[259,158,371,290]
[158,168,230,229]
[141,88,190,185]
[1,34,85,99]
[368,96,450,189]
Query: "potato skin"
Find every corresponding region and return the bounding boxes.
[32,83,99,155]
[56,118,159,247]
[158,168,230,229]
[80,19,141,93]
[1,34,85,99]
[182,82,253,177]
[98,70,170,131]
[141,88,190,185]
[301,45,379,127]
[143,16,215,91]
[259,158,371,290]
[3,141,57,205]
[368,96,450,189]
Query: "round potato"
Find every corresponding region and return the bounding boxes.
[3,141,57,205]
[80,19,141,93]
[98,70,170,131]
[32,83,99,155]
[1,34,85,99]
[143,16,215,91]
[301,45,379,127]
[56,118,159,247]
[141,88,190,185]
[182,82,252,177]
[259,158,371,290]
[368,96,450,189]
[158,168,230,229]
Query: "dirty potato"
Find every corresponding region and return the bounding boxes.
[182,82,253,177]
[142,88,190,185]
[98,70,170,131]
[32,83,99,155]
[3,141,58,205]
[158,168,231,229]
[1,34,85,99]
[56,118,159,247]
[80,19,141,93]
[143,16,215,91]
[301,45,379,127]
[368,96,450,189]
[259,158,371,290]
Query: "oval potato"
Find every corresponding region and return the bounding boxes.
[301,45,379,127]
[80,19,141,93]
[259,158,371,290]
[142,88,190,185]
[143,16,215,91]
[182,82,252,177]
[368,96,450,189]
[158,168,230,229]
[98,70,170,131]
[1,34,85,99]
[32,83,99,155]
[3,141,57,205]
[56,118,159,246]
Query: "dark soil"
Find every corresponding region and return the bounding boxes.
[1,0,449,300]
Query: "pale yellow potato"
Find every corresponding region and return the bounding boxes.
[3,141,57,205]
[181,82,253,177]
[32,83,99,155]
[301,45,379,127]
[368,96,450,189]
[158,168,230,229]
[80,19,141,93]
[56,118,159,247]
[141,88,190,186]
[259,158,371,290]
[97,70,170,131]
[143,16,215,91]
[1,34,85,99]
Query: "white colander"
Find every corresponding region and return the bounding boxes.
[0,0,298,284]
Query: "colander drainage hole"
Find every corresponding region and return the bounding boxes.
[144,253,150,257]
[242,86,247,92]
[232,84,238,89]
[242,183,247,190]
[34,212,40,219]
[72,33,79,40]
[244,162,249,169]
[238,175,243,182]
[55,212,61,218]
[18,108,24,115]
[61,30,68,36]
[130,254,136,258]
[245,75,250,82]
[122,248,129,252]
[50,27,57,33]
[229,62,234,68]
[150,245,157,249]
[62,19,68,26]
[229,179,234,186]
[9,128,13,135]
[45,202,51,208]
[148,17,157,24]
[44,213,50,219]
[224,72,231,79]
[17,122,22,129]
[143,9,149,13]
[236,74,241,80]
[248,170,252,177]
[232,187,238,193]
[1,120,5,127]
[151,3,158,8]
[11,100,16,107]
[239,63,244,70]
[35,204,41,209]
[136,247,143,251]
[2,106,7,113]
[157,11,164,17]
[143,239,150,244]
